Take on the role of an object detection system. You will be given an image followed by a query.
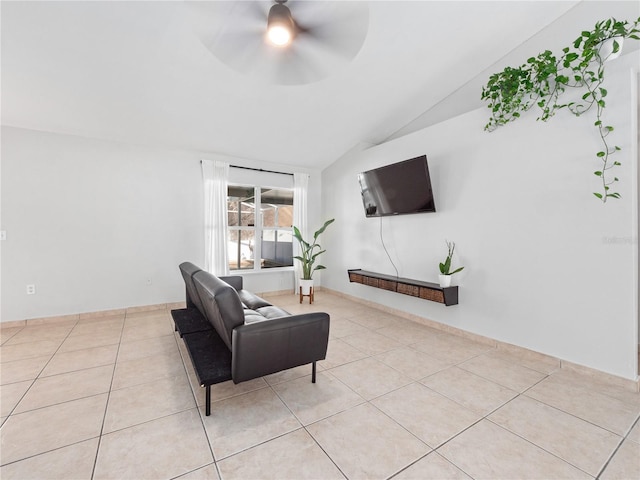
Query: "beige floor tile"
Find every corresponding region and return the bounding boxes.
[330,357,412,400]
[458,352,547,392]
[263,363,321,385]
[122,311,171,325]
[493,348,560,374]
[307,403,429,480]
[0,437,99,480]
[320,337,369,369]
[549,369,640,407]
[420,366,518,415]
[328,318,370,338]
[0,327,23,345]
[394,452,472,480]
[14,364,113,413]
[489,395,621,476]
[1,291,635,480]
[438,419,590,480]
[121,320,175,343]
[376,323,439,345]
[411,333,493,364]
[103,374,196,433]
[0,340,62,363]
[190,377,268,407]
[217,428,345,480]
[177,463,221,479]
[0,355,50,385]
[117,333,179,362]
[202,386,301,460]
[76,313,124,324]
[40,344,118,377]
[0,380,33,417]
[349,311,398,330]
[3,324,73,346]
[68,318,124,338]
[526,374,640,435]
[373,383,481,448]
[341,330,403,356]
[0,394,107,465]
[111,351,186,390]
[272,371,364,425]
[628,420,640,444]
[600,437,640,480]
[58,331,121,353]
[375,347,452,380]
[94,408,212,480]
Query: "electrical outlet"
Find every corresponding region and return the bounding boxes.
[26,284,36,295]
[146,278,152,286]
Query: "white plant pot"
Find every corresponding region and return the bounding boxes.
[598,36,624,62]
[438,274,452,288]
[299,279,314,295]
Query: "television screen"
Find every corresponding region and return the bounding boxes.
[358,155,436,217]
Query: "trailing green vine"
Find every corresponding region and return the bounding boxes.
[481,17,639,203]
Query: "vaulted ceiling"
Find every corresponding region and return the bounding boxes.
[2,1,638,169]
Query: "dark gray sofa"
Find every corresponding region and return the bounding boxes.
[171,262,330,415]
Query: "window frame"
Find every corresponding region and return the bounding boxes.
[227,183,294,273]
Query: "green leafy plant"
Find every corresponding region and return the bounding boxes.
[293,218,335,280]
[439,240,464,276]
[481,17,640,203]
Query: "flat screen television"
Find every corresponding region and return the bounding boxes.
[358,155,436,217]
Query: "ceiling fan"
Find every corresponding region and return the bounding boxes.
[185,1,369,85]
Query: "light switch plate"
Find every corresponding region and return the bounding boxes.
[0,231,6,241]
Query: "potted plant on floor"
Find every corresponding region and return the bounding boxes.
[438,240,464,288]
[293,218,335,300]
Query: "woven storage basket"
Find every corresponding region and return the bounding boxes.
[397,283,420,297]
[379,279,397,292]
[419,287,444,303]
[364,276,379,287]
[349,273,364,284]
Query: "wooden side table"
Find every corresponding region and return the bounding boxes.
[299,286,314,304]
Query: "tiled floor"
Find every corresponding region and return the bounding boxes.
[1,292,639,479]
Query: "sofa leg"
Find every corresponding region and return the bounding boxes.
[312,361,317,383]
[205,385,211,416]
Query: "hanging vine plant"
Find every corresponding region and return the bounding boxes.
[481,17,640,203]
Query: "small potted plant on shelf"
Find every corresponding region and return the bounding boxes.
[438,240,464,288]
[293,219,335,300]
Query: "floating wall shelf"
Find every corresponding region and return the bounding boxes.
[347,269,459,306]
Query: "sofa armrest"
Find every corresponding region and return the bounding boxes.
[231,312,330,383]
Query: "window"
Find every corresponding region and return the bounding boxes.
[227,185,294,271]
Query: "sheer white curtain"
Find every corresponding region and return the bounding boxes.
[293,173,309,292]
[202,160,230,275]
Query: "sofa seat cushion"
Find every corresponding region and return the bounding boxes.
[244,310,268,325]
[256,305,290,319]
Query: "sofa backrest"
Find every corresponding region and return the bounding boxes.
[193,270,245,350]
[219,275,243,291]
[179,262,205,316]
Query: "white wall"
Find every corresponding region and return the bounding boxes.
[0,127,322,321]
[322,54,639,380]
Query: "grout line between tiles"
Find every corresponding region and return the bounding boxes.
[595,414,640,479]
[89,313,126,480]
[483,415,602,478]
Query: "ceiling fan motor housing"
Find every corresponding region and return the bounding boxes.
[268,3,295,38]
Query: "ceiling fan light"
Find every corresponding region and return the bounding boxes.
[267,3,294,47]
[267,25,292,46]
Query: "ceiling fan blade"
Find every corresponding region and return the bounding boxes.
[292,1,369,63]
[184,0,369,85]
